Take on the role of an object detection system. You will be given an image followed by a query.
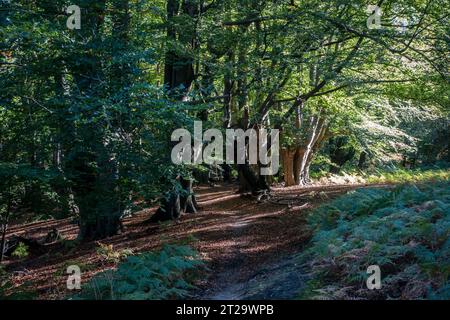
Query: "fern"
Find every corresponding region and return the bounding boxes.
[299,181,450,300]
[74,244,204,300]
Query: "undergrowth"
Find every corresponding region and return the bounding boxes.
[298,180,450,300]
[313,166,450,186]
[365,167,450,185]
[73,244,204,300]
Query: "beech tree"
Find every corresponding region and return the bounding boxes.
[185,0,447,187]
[0,0,447,236]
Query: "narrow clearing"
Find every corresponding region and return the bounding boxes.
[4,183,376,299]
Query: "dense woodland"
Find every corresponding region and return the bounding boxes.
[0,0,449,300]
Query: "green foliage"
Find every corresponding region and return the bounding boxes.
[419,120,450,164]
[0,0,199,238]
[75,245,204,300]
[312,166,450,186]
[0,0,448,300]
[0,163,60,225]
[96,243,134,264]
[329,96,448,168]
[1,0,447,239]
[299,181,450,300]
[11,242,29,259]
[365,167,450,185]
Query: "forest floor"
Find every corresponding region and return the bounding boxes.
[3,183,383,300]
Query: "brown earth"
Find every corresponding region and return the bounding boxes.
[2,183,376,300]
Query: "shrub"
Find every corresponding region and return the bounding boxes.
[11,242,29,259]
[299,181,450,300]
[365,167,450,185]
[74,244,204,300]
[95,242,134,264]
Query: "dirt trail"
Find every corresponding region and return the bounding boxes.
[193,183,371,300]
[4,183,372,299]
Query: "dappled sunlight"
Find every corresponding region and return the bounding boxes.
[2,181,427,299]
[197,193,242,206]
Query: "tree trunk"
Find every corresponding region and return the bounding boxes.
[282,149,296,187]
[0,191,12,263]
[282,116,327,187]
[293,148,305,185]
[68,150,124,241]
[358,151,368,169]
[223,51,234,128]
[68,0,131,241]
[52,54,76,218]
[238,164,270,195]
[164,0,198,98]
[180,177,199,214]
[78,213,123,241]
[150,177,199,222]
[155,0,201,221]
[0,222,7,263]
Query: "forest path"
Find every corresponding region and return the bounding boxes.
[192,183,370,300]
[5,183,377,299]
